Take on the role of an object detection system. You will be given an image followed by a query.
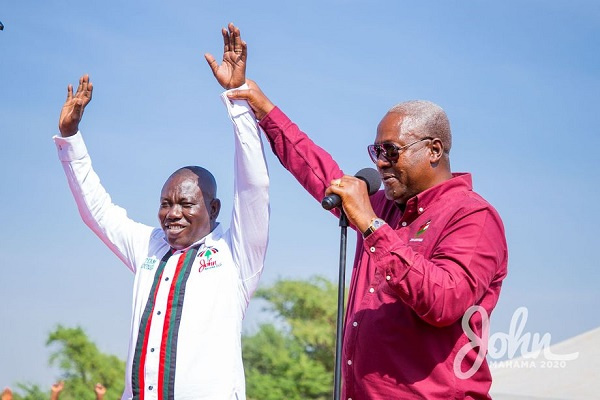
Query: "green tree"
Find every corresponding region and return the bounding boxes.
[243,276,341,400]
[11,384,46,400]
[16,326,125,400]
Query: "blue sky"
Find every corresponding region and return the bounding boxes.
[1,0,599,391]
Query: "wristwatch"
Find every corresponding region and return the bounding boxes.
[363,218,386,238]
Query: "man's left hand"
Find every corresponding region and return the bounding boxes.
[205,22,247,90]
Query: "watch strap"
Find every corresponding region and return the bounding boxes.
[363,218,386,238]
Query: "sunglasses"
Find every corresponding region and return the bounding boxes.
[367,137,433,163]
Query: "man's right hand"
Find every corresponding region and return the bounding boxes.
[226,79,275,121]
[59,74,93,137]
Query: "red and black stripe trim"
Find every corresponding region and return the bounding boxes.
[131,244,202,400]
[131,248,174,400]
[159,245,200,400]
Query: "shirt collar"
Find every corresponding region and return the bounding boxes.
[401,173,472,223]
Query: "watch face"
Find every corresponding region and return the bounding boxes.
[373,218,385,229]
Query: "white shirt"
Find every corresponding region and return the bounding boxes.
[54,91,269,400]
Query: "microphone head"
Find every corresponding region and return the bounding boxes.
[355,167,381,195]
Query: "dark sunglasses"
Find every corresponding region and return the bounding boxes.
[367,137,433,163]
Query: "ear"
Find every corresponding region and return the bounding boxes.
[210,198,221,222]
[428,138,444,164]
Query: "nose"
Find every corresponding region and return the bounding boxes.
[165,204,183,219]
[376,156,392,169]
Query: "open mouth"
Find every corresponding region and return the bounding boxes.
[165,224,186,234]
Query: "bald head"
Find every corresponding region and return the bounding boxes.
[388,100,452,155]
[165,166,217,202]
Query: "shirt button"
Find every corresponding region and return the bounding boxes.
[401,221,407,227]
[386,275,391,281]
[148,386,153,390]
[165,277,170,281]
[369,287,375,293]
[157,311,161,315]
[352,321,358,327]
[150,348,155,352]
[369,247,376,253]
[347,360,352,365]
[418,207,424,213]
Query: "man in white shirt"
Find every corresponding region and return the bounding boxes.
[54,24,269,400]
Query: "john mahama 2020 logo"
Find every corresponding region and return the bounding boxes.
[197,246,223,273]
[409,220,431,242]
[416,220,431,237]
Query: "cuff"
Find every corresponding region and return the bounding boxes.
[53,132,89,161]
[258,106,294,144]
[221,83,254,118]
[258,106,286,129]
[362,223,398,261]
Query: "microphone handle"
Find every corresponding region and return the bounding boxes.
[321,194,341,210]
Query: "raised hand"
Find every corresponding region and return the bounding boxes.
[94,383,106,400]
[59,74,93,137]
[1,387,13,400]
[204,23,247,89]
[50,381,64,400]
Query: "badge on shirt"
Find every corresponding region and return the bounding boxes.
[410,220,431,242]
[197,246,223,273]
[140,256,159,271]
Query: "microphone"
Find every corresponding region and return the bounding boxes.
[321,168,381,210]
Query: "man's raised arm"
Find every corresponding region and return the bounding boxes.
[206,23,270,301]
[54,75,154,272]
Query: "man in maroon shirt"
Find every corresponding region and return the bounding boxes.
[209,35,508,398]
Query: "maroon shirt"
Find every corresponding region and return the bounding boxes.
[260,107,508,399]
